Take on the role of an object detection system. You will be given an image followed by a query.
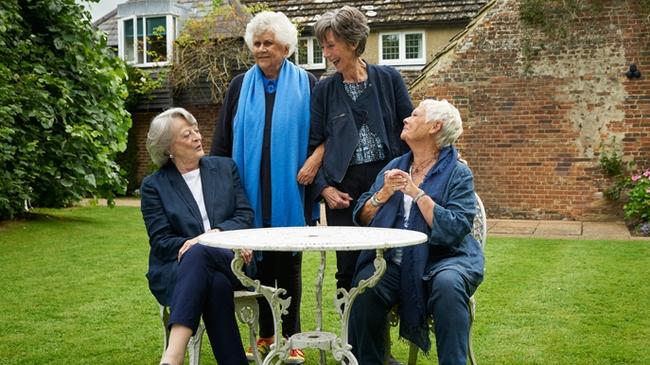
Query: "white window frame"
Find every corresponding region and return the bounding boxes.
[118,14,176,67]
[294,37,326,70]
[378,31,426,66]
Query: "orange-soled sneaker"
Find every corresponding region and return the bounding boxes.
[246,338,272,362]
[285,348,305,364]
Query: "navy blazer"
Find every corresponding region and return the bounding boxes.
[140,156,254,305]
[309,64,413,198]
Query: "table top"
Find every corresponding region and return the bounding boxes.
[199,226,427,251]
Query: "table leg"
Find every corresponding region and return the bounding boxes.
[230,251,292,364]
[317,251,327,365]
[333,248,387,363]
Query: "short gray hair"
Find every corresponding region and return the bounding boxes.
[244,11,297,56]
[314,6,369,57]
[420,99,463,148]
[146,107,197,167]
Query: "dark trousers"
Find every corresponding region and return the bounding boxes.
[349,263,476,365]
[168,244,247,365]
[256,251,302,338]
[327,160,387,290]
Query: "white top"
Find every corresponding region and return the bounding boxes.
[182,169,210,233]
[199,226,427,251]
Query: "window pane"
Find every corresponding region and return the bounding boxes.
[312,40,323,64]
[382,34,399,60]
[405,33,422,59]
[137,17,144,64]
[146,17,167,62]
[297,39,308,65]
[123,19,134,62]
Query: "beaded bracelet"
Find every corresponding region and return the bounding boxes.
[370,193,384,207]
[412,190,427,204]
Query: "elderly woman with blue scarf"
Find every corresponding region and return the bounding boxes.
[349,99,485,365]
[210,11,321,364]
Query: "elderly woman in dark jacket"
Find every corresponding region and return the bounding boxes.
[141,108,253,365]
[210,11,322,363]
[310,5,413,291]
[350,99,484,365]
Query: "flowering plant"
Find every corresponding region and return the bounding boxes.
[624,169,650,230]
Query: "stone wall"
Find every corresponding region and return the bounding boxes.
[409,0,650,220]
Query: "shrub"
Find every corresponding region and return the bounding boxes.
[0,0,130,219]
[625,170,650,227]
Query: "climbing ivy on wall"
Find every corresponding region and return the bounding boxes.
[518,0,607,72]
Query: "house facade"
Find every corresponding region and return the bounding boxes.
[409,0,650,220]
[94,0,488,190]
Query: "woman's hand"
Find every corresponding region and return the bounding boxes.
[239,249,253,265]
[382,169,408,196]
[297,156,320,185]
[178,237,199,261]
[390,169,420,198]
[297,144,324,185]
[321,186,353,209]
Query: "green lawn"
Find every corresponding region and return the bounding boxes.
[1,206,649,364]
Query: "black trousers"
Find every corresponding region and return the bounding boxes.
[256,250,303,338]
[169,244,247,365]
[326,160,388,290]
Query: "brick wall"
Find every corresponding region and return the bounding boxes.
[410,0,650,220]
[129,105,220,189]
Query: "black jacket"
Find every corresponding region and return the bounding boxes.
[309,64,413,198]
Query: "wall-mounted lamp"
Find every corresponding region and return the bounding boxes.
[626,63,641,79]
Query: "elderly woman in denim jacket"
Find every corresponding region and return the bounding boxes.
[350,99,485,365]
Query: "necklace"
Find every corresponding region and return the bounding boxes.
[410,156,436,175]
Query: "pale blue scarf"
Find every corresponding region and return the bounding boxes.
[232,60,311,228]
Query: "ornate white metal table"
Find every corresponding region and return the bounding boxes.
[199,226,427,365]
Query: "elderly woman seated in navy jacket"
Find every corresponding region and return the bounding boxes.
[140,107,254,365]
[349,99,485,365]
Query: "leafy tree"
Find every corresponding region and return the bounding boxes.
[0,0,130,219]
[169,2,268,103]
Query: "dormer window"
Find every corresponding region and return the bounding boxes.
[118,15,176,66]
[379,31,426,66]
[295,37,325,70]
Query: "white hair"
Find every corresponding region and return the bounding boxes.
[146,107,197,167]
[244,11,297,56]
[420,99,463,147]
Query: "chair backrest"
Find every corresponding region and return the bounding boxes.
[471,193,487,251]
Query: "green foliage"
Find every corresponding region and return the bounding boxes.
[598,139,650,233]
[599,145,623,177]
[518,0,605,73]
[625,170,650,225]
[124,64,163,110]
[599,138,629,200]
[0,0,130,219]
[169,2,271,103]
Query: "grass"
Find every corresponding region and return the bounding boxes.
[1,206,649,364]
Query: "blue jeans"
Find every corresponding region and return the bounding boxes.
[349,262,476,365]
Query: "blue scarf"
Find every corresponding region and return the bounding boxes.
[232,60,311,228]
[365,146,458,352]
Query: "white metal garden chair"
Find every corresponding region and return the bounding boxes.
[385,192,487,365]
[159,290,264,365]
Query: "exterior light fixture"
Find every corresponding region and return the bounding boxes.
[626,63,641,79]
